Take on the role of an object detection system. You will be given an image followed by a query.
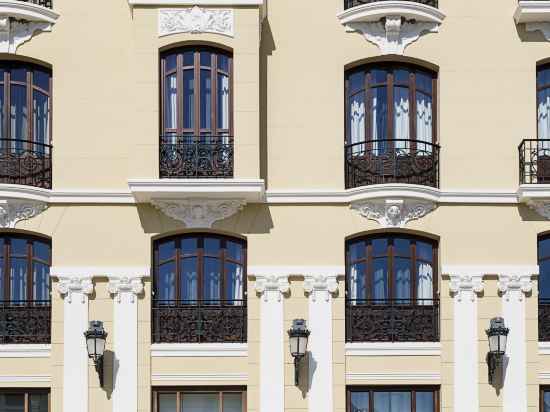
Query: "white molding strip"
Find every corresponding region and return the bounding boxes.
[151,343,248,357]
[0,375,51,383]
[540,371,550,380]
[346,372,440,382]
[539,342,550,355]
[130,0,262,5]
[0,344,51,358]
[152,373,248,382]
[345,342,441,356]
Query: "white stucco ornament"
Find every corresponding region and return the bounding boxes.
[526,200,550,219]
[159,7,234,37]
[0,199,48,228]
[0,17,51,53]
[303,274,339,302]
[498,274,533,302]
[254,274,290,302]
[152,198,245,228]
[108,276,144,303]
[351,198,436,228]
[55,277,94,304]
[448,274,484,302]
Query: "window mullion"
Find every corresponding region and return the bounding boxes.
[175,239,181,302]
[176,53,183,136]
[194,51,201,138]
[411,241,417,303]
[27,69,33,145]
[410,72,417,146]
[212,53,217,137]
[27,239,32,302]
[387,71,394,144]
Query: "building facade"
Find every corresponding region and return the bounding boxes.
[1,0,550,411]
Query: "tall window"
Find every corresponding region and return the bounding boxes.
[0,390,49,412]
[154,388,245,412]
[538,65,550,141]
[345,63,437,152]
[348,387,438,412]
[539,236,550,301]
[161,47,232,140]
[0,234,51,303]
[346,234,437,303]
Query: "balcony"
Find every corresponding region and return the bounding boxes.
[0,301,51,344]
[346,298,439,342]
[344,0,438,9]
[152,299,247,343]
[345,139,440,189]
[540,299,550,341]
[0,139,52,189]
[17,0,52,8]
[160,135,233,179]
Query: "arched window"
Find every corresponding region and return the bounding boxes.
[346,234,438,342]
[345,63,438,188]
[152,233,246,343]
[0,61,52,188]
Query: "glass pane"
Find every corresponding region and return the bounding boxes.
[538,88,550,141]
[226,262,243,302]
[181,257,198,302]
[348,91,365,147]
[371,68,387,84]
[372,258,388,301]
[11,238,26,256]
[159,241,175,261]
[222,393,242,412]
[393,86,410,141]
[394,69,409,84]
[183,51,194,67]
[183,70,194,130]
[10,257,27,301]
[372,238,388,257]
[165,54,177,72]
[349,261,366,300]
[158,262,176,301]
[541,260,550,300]
[158,393,177,412]
[0,393,24,412]
[10,84,28,142]
[373,392,390,412]
[33,240,49,262]
[217,73,230,130]
[165,74,177,130]
[350,392,369,412]
[416,392,434,412]
[218,54,229,72]
[33,90,50,147]
[33,261,49,302]
[29,393,49,412]
[349,241,366,261]
[390,392,411,412]
[0,255,3,301]
[226,241,242,261]
[417,261,434,303]
[33,69,50,92]
[200,52,211,67]
[200,69,212,130]
[417,241,433,262]
[182,238,198,256]
[544,391,550,412]
[10,67,26,82]
[0,84,4,140]
[540,238,550,260]
[416,71,433,93]
[204,238,220,255]
[203,257,221,302]
[348,71,364,93]
[394,257,411,301]
[394,238,410,256]
[416,92,433,147]
[539,67,550,87]
[182,393,219,412]
[371,86,388,143]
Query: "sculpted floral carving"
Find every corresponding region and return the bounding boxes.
[254,275,290,302]
[448,275,484,302]
[108,276,145,303]
[498,274,533,302]
[159,7,234,37]
[0,17,52,54]
[0,199,48,228]
[303,274,339,302]
[55,277,94,304]
[152,199,245,228]
[351,198,436,228]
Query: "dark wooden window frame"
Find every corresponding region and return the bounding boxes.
[152,387,246,412]
[0,388,50,411]
[345,233,439,301]
[0,61,52,145]
[153,233,247,302]
[541,386,550,412]
[344,62,438,149]
[0,233,51,302]
[346,386,440,412]
[160,46,234,137]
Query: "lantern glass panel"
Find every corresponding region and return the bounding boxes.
[289,336,299,356]
[498,334,507,353]
[86,336,96,357]
[298,336,308,356]
[95,336,106,357]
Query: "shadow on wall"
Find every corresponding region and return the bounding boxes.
[304,351,316,399]
[260,18,276,187]
[135,203,275,235]
[516,23,549,42]
[517,204,549,221]
[101,349,117,399]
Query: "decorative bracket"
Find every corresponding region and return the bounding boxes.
[498,274,534,302]
[55,277,94,304]
[0,199,47,228]
[449,274,484,302]
[303,274,339,302]
[159,7,234,37]
[108,276,144,303]
[525,22,550,40]
[351,198,436,228]
[0,17,51,54]
[151,199,246,228]
[526,200,550,219]
[254,274,290,302]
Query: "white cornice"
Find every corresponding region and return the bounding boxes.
[0,375,51,383]
[345,342,441,357]
[130,0,262,5]
[151,343,248,357]
[514,1,550,24]
[0,344,50,358]
[152,373,248,382]
[539,342,550,355]
[346,372,440,382]
[0,0,59,24]
[337,1,445,25]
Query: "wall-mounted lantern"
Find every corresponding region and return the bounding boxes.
[84,320,108,388]
[288,319,310,386]
[485,317,509,385]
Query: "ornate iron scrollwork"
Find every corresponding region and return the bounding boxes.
[0,140,52,189]
[0,301,51,344]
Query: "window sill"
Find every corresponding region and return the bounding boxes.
[129,0,262,5]
[345,342,441,356]
[151,343,248,357]
[0,0,58,24]
[0,343,51,358]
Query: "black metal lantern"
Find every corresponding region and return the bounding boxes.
[288,319,310,386]
[485,317,509,385]
[84,320,108,387]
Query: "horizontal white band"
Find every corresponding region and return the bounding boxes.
[0,375,51,383]
[152,373,247,382]
[151,343,248,357]
[0,344,51,358]
[345,342,441,356]
[346,372,440,382]
[442,265,539,277]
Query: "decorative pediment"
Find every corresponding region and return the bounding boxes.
[152,198,245,228]
[303,274,338,302]
[351,198,436,228]
[159,7,234,37]
[0,199,47,228]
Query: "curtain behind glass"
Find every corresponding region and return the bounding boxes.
[416,392,434,412]
[416,92,433,154]
[203,257,221,303]
[417,262,434,305]
[10,84,27,151]
[32,91,49,153]
[393,86,410,154]
[544,391,550,412]
[539,89,550,168]
[226,262,243,304]
[10,257,26,301]
[182,393,219,412]
[350,392,369,412]
[181,257,198,302]
[29,394,48,412]
[218,73,230,144]
[372,88,387,155]
[394,257,411,302]
[165,74,177,144]
[350,94,365,155]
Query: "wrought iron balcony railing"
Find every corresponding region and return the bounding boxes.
[344,0,438,10]
[345,139,440,189]
[346,298,439,342]
[519,139,550,184]
[540,300,550,341]
[0,139,52,189]
[152,299,247,343]
[160,135,233,179]
[17,0,52,8]
[0,301,51,344]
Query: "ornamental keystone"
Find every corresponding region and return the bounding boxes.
[151,199,246,228]
[351,198,436,228]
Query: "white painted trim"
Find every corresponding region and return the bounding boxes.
[539,342,550,355]
[151,343,248,357]
[515,1,550,24]
[130,0,262,5]
[540,371,550,380]
[0,375,51,383]
[346,372,440,382]
[0,0,59,23]
[152,373,248,382]
[337,1,445,25]
[345,342,441,356]
[0,344,50,358]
